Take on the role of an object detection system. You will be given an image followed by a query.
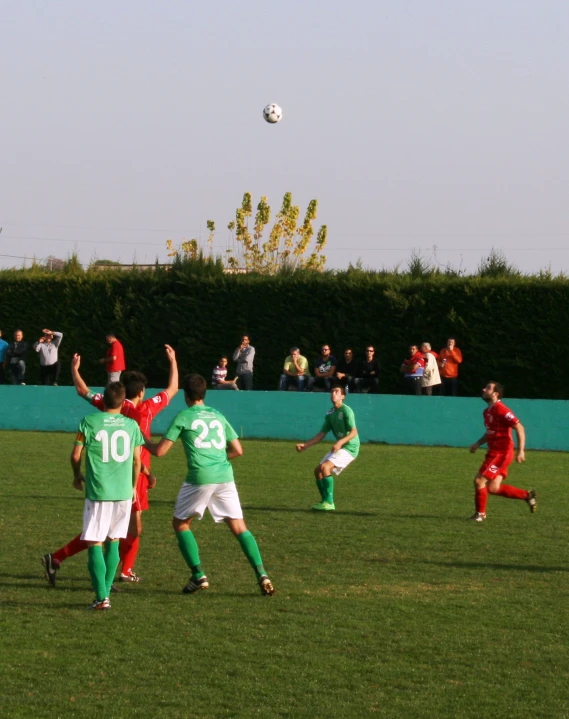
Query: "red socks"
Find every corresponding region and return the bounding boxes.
[495,484,529,500]
[52,534,89,566]
[475,487,488,513]
[119,535,140,576]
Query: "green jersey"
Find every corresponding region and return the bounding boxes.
[164,405,238,485]
[320,403,360,458]
[76,412,145,501]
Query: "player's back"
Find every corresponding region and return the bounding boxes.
[165,405,238,485]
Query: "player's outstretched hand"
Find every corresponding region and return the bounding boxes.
[72,473,85,491]
[148,473,157,489]
[165,344,176,361]
[71,353,81,371]
[296,443,305,453]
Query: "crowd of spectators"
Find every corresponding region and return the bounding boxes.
[0,326,462,397]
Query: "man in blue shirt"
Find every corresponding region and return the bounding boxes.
[0,329,8,384]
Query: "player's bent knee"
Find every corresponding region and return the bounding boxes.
[226,517,247,536]
[173,517,191,532]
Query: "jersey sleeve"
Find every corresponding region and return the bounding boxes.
[498,404,519,427]
[163,411,186,443]
[142,391,170,419]
[74,431,86,446]
[132,424,146,448]
[75,418,88,445]
[87,393,104,409]
[224,419,238,443]
[344,406,357,431]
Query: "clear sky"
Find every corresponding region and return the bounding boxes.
[1,1,568,273]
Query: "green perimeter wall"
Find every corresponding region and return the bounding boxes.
[1,387,568,452]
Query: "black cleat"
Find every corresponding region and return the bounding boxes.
[42,553,58,586]
[259,575,275,596]
[182,575,209,594]
[527,489,537,513]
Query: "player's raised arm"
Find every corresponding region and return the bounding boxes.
[296,431,326,452]
[514,421,526,463]
[71,354,91,399]
[164,344,179,401]
[145,437,175,457]
[226,438,243,460]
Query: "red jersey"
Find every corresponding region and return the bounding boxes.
[106,340,126,372]
[483,400,519,452]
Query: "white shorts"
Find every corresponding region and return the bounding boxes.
[320,448,356,475]
[81,499,132,542]
[173,482,243,523]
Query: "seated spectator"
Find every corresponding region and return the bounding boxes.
[420,342,441,396]
[212,356,238,390]
[6,329,29,385]
[0,329,8,384]
[355,345,380,393]
[438,338,463,396]
[279,346,310,391]
[335,348,358,393]
[307,345,337,392]
[399,344,425,395]
[34,328,63,385]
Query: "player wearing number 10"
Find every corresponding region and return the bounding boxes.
[145,373,275,596]
[71,383,145,610]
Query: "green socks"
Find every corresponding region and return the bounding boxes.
[237,530,266,579]
[176,530,205,579]
[104,540,121,597]
[88,545,107,601]
[316,478,326,500]
[322,475,334,504]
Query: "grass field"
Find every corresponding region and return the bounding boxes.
[2,431,569,719]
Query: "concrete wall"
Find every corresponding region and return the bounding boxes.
[1,386,567,451]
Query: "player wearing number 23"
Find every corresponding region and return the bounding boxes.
[145,373,275,596]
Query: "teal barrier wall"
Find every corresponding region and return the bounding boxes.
[0,387,567,451]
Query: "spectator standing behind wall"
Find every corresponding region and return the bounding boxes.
[438,338,463,396]
[34,329,63,385]
[232,335,255,390]
[279,347,310,391]
[99,332,126,384]
[0,329,8,384]
[400,344,425,395]
[420,342,441,396]
[5,329,29,385]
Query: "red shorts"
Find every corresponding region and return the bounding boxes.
[132,474,150,512]
[479,447,514,481]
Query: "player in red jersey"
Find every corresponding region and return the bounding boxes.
[469,381,536,522]
[42,345,179,585]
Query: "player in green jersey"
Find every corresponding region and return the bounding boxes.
[145,373,275,596]
[72,382,145,610]
[296,383,360,511]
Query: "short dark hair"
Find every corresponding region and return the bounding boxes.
[121,370,147,400]
[290,346,300,353]
[183,373,207,401]
[104,382,126,409]
[331,381,346,396]
[489,381,504,399]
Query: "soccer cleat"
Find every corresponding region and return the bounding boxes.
[88,598,110,611]
[182,575,209,594]
[527,489,537,513]
[119,570,141,583]
[259,575,275,596]
[42,553,58,587]
[470,512,487,522]
[311,501,336,511]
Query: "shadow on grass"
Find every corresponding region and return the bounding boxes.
[242,505,377,516]
[424,560,569,573]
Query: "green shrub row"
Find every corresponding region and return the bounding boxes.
[1,267,566,399]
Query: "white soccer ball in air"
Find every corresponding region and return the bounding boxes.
[263,103,283,124]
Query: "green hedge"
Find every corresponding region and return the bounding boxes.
[1,267,567,399]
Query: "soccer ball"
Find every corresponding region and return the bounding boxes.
[263,103,283,124]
